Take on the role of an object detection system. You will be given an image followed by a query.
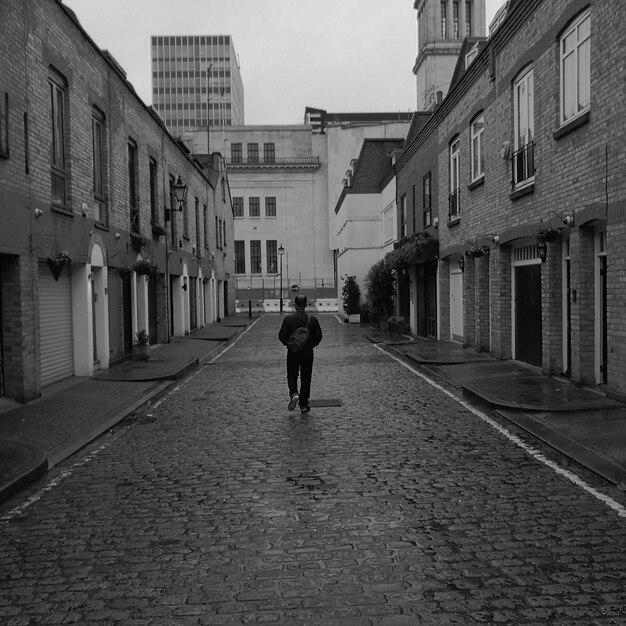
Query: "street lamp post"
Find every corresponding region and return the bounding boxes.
[278,244,285,313]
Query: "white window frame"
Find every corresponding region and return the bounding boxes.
[560,10,590,125]
[470,113,485,182]
[449,137,461,219]
[513,66,534,188]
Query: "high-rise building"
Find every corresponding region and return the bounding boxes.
[151,35,244,135]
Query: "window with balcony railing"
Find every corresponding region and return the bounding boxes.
[512,141,535,187]
[513,66,534,190]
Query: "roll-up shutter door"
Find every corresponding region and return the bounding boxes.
[39,263,74,387]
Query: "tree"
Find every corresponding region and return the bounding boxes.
[341,275,361,315]
[365,260,395,317]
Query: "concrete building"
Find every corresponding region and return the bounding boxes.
[334,139,405,303]
[396,0,626,400]
[413,0,487,110]
[0,0,234,403]
[151,35,244,135]
[183,111,414,313]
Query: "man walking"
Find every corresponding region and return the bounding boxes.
[278,295,323,413]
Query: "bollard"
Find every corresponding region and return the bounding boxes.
[248,299,252,318]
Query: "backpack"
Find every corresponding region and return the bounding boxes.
[287,314,310,354]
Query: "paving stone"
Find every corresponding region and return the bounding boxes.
[1,315,626,623]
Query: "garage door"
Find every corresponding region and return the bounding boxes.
[39,263,74,386]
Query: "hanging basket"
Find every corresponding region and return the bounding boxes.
[133,259,157,275]
[45,252,71,281]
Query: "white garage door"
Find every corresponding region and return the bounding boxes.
[39,263,74,387]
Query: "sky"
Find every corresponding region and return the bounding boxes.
[64,0,504,125]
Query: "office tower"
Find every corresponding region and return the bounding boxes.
[151,35,244,135]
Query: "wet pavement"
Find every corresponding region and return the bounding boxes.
[1,315,626,624]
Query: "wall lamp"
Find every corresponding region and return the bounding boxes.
[458,256,465,272]
[537,240,547,263]
[166,176,188,219]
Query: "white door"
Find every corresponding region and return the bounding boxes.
[39,263,74,386]
[450,268,463,341]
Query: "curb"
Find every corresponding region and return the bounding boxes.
[0,439,48,503]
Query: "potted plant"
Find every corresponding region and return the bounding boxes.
[46,250,71,281]
[132,329,150,360]
[341,275,362,323]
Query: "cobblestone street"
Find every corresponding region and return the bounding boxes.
[2,314,626,625]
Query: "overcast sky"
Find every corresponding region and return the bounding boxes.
[64,0,503,125]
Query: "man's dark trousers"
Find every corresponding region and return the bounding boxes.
[287,347,314,407]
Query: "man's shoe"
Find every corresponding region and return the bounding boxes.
[288,394,299,411]
[300,404,311,413]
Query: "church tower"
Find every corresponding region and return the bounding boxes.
[413,0,487,110]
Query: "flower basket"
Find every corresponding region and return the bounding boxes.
[535,226,560,243]
[133,259,157,276]
[130,232,150,251]
[151,224,167,239]
[466,246,489,258]
[46,251,71,281]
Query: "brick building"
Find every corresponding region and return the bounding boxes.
[396,0,626,400]
[0,0,234,402]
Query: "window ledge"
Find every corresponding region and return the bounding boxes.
[553,110,590,140]
[468,176,485,191]
[510,182,535,201]
[447,217,461,227]
[94,222,109,231]
[51,205,73,217]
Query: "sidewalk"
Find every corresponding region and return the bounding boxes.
[367,330,626,489]
[0,317,253,503]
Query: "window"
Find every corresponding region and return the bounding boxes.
[215,216,219,248]
[453,1,459,38]
[247,143,259,163]
[441,2,447,38]
[513,67,534,188]
[49,73,67,208]
[233,196,244,218]
[412,185,416,233]
[400,194,407,238]
[423,172,432,229]
[169,175,178,248]
[249,196,260,217]
[149,157,158,226]
[234,240,246,274]
[263,143,275,163]
[465,1,472,36]
[250,240,262,274]
[92,109,107,224]
[266,240,278,274]
[0,92,9,158]
[231,143,242,163]
[128,138,139,232]
[195,197,201,256]
[383,205,394,244]
[560,10,590,125]
[182,192,189,239]
[449,137,461,220]
[265,196,276,217]
[203,204,209,249]
[470,113,485,182]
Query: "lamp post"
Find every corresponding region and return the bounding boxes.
[278,244,285,313]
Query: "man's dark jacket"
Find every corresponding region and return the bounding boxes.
[279,310,323,350]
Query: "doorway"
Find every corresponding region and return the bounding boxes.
[515,263,542,367]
